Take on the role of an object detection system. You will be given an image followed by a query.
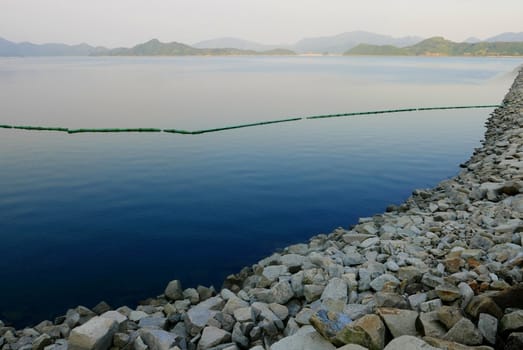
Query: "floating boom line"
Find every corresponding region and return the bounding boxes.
[0,104,502,136]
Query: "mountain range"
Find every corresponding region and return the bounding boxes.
[0,37,105,56]
[193,31,423,54]
[95,39,295,56]
[346,37,523,56]
[1,31,523,57]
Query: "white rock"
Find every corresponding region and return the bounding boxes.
[383,335,438,350]
[138,329,177,350]
[262,265,289,282]
[129,311,149,322]
[68,316,118,350]
[99,311,127,326]
[197,326,231,350]
[320,278,347,311]
[270,326,335,350]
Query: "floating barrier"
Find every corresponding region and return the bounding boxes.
[163,117,302,135]
[11,125,68,132]
[0,104,503,136]
[306,105,500,120]
[67,128,162,134]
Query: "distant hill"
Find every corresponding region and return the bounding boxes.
[345,37,523,56]
[94,39,296,56]
[485,32,523,42]
[293,31,423,54]
[193,37,281,52]
[0,37,105,56]
[2,32,523,57]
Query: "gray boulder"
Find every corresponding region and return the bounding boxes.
[270,325,335,350]
[164,280,183,301]
[443,317,483,345]
[383,336,438,350]
[377,308,419,337]
[197,326,231,350]
[68,316,118,350]
[138,329,178,350]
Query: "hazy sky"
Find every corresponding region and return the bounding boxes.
[1,0,521,47]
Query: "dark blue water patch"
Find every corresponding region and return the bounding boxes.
[0,108,490,327]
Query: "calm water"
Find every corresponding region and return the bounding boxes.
[0,56,520,326]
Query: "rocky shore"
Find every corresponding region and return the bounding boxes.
[2,67,523,350]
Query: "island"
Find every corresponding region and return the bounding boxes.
[345,36,523,56]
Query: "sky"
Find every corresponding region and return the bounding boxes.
[0,0,521,47]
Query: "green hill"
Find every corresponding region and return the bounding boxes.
[345,37,523,56]
[94,39,296,56]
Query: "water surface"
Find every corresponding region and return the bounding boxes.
[0,56,520,326]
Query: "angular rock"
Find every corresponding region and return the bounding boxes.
[435,283,461,302]
[262,265,289,284]
[232,307,252,323]
[285,317,300,337]
[436,306,463,329]
[99,311,127,328]
[421,274,444,289]
[183,288,200,304]
[197,326,231,350]
[270,325,336,350]
[281,254,305,272]
[370,274,400,292]
[43,339,68,350]
[222,297,249,315]
[138,317,167,329]
[408,293,427,311]
[138,329,177,350]
[92,302,111,316]
[253,281,294,305]
[500,309,523,334]
[383,335,438,350]
[359,236,379,248]
[185,306,214,336]
[443,317,483,345]
[32,334,52,350]
[377,308,419,337]
[477,313,497,345]
[269,303,289,321]
[133,336,147,350]
[344,304,372,321]
[303,285,325,303]
[129,311,149,322]
[112,333,130,348]
[424,337,493,350]
[340,314,385,350]
[419,299,443,313]
[398,267,423,283]
[164,280,183,301]
[68,316,117,350]
[375,292,409,309]
[231,323,248,348]
[458,282,474,309]
[320,278,348,312]
[309,309,352,346]
[197,285,215,301]
[416,312,446,338]
[342,233,376,245]
[295,308,314,325]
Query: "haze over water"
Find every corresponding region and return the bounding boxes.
[0,56,520,326]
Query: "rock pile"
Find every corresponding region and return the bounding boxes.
[1,68,522,350]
